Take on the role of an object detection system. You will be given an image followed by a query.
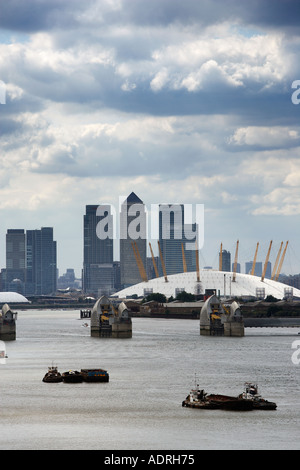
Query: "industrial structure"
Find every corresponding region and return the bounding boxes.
[115,240,300,300]
[200,295,244,336]
[0,303,17,341]
[91,295,132,338]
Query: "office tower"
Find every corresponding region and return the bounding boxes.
[245,261,271,278]
[220,249,231,272]
[120,192,146,288]
[232,262,241,273]
[26,227,57,295]
[83,205,114,295]
[159,204,197,276]
[245,261,261,276]
[5,229,26,293]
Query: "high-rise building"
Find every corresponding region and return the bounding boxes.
[5,229,26,293]
[26,227,57,295]
[159,204,197,276]
[4,227,57,295]
[245,261,271,278]
[83,205,114,295]
[232,262,241,273]
[120,192,146,288]
[220,249,231,272]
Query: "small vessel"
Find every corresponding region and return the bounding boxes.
[43,366,62,383]
[62,370,83,383]
[81,368,109,382]
[239,382,277,410]
[182,381,253,411]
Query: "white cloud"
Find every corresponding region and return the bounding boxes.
[251,187,300,216]
[229,126,300,148]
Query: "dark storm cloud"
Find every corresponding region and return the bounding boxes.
[2,0,299,34]
[113,0,300,29]
[0,0,95,32]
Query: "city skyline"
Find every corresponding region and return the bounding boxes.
[0,195,296,285]
[0,1,300,277]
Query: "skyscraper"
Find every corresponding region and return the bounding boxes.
[245,261,271,278]
[5,229,26,293]
[159,204,197,276]
[26,227,57,295]
[83,205,114,295]
[220,249,231,272]
[120,192,146,288]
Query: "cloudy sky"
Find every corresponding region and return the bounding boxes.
[0,0,300,278]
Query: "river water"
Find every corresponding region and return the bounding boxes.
[0,309,299,450]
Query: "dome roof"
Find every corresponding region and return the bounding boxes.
[115,269,300,300]
[0,292,29,303]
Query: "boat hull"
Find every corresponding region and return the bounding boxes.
[43,376,62,383]
[62,371,83,383]
[252,400,277,410]
[207,394,253,411]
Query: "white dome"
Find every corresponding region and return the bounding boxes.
[115,269,300,300]
[0,292,29,303]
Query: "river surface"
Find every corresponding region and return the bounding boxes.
[0,310,299,450]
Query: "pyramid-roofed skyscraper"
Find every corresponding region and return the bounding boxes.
[120,192,146,288]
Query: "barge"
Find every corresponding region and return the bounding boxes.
[182,386,253,411]
[62,370,83,383]
[182,380,277,411]
[81,368,109,382]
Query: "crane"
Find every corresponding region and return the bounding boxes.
[271,241,283,280]
[275,241,289,281]
[149,242,159,278]
[131,241,148,282]
[181,243,187,273]
[251,242,259,275]
[261,240,272,282]
[232,240,239,282]
[157,241,168,282]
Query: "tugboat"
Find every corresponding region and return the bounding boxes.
[43,366,63,383]
[62,370,83,383]
[239,382,277,410]
[81,368,109,382]
[182,381,253,411]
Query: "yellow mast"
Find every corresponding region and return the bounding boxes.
[181,243,187,273]
[149,242,159,278]
[275,241,289,281]
[219,243,223,271]
[157,241,168,282]
[232,240,239,282]
[271,241,283,280]
[251,242,259,275]
[261,240,272,282]
[131,242,148,282]
[195,240,200,282]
